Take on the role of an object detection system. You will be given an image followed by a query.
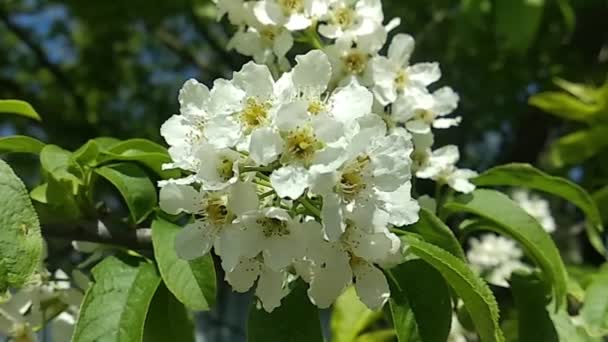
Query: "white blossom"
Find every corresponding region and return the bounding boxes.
[512,189,556,233]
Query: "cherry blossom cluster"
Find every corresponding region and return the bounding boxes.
[157,0,474,312]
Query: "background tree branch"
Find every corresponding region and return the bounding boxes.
[42,220,152,250]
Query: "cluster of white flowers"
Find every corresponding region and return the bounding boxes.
[466,190,556,287]
[157,0,474,312]
[0,269,82,342]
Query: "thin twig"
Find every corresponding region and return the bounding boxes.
[42,220,152,250]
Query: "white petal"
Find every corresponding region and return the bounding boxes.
[448,169,478,194]
[377,183,420,226]
[216,222,264,272]
[270,165,310,199]
[344,226,395,262]
[432,87,459,116]
[407,62,441,86]
[160,115,192,147]
[175,222,215,260]
[256,267,287,312]
[388,34,415,66]
[179,79,210,115]
[275,100,309,132]
[159,183,201,215]
[208,79,246,115]
[285,13,312,31]
[322,193,346,241]
[250,127,285,166]
[273,30,294,57]
[433,117,462,129]
[330,81,373,122]
[405,119,431,134]
[225,258,262,292]
[352,262,390,310]
[228,181,259,215]
[307,244,352,308]
[233,62,275,100]
[204,115,242,149]
[293,50,332,94]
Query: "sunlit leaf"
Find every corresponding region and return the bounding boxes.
[0,136,45,154]
[331,286,382,342]
[0,99,41,121]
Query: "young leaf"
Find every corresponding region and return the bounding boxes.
[548,126,608,167]
[95,163,157,224]
[0,159,43,293]
[71,256,161,342]
[355,330,395,342]
[72,140,101,167]
[151,217,217,311]
[551,310,598,342]
[143,283,196,342]
[99,138,179,179]
[404,208,465,260]
[0,99,41,121]
[331,286,382,342]
[580,265,608,337]
[40,145,83,193]
[473,163,605,255]
[510,272,558,342]
[444,189,568,310]
[403,234,504,342]
[529,91,602,123]
[387,259,452,342]
[248,280,323,342]
[0,136,45,154]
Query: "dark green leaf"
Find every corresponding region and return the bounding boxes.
[473,163,605,255]
[387,283,418,342]
[0,136,45,154]
[248,280,323,342]
[331,286,382,342]
[403,234,504,342]
[143,283,196,342]
[0,160,43,293]
[95,163,158,224]
[404,208,465,260]
[495,0,544,53]
[0,99,41,121]
[444,189,568,310]
[592,186,608,223]
[72,256,161,342]
[388,259,452,342]
[151,217,217,311]
[30,178,82,224]
[510,272,558,342]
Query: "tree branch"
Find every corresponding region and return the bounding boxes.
[42,220,152,250]
[0,7,86,113]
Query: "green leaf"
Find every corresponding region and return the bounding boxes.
[473,163,605,255]
[0,99,41,121]
[331,286,382,342]
[247,280,323,342]
[95,163,157,224]
[0,159,43,293]
[551,310,599,342]
[151,217,217,311]
[444,189,568,310]
[0,136,45,154]
[71,256,161,342]
[99,139,178,179]
[555,0,575,33]
[387,284,418,342]
[143,283,196,342]
[355,330,395,342]
[593,186,608,222]
[404,208,465,260]
[72,140,101,167]
[40,145,83,193]
[529,92,602,123]
[510,272,558,342]
[388,259,452,342]
[548,126,608,167]
[495,0,544,53]
[403,234,504,342]
[580,265,608,337]
[29,178,82,224]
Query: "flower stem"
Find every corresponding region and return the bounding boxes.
[299,197,322,218]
